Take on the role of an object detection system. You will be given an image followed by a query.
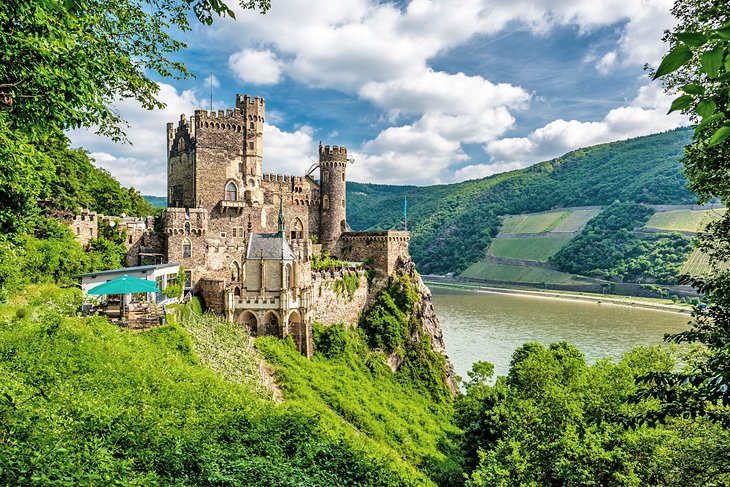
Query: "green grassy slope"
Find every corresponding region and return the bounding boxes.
[644,208,725,233]
[346,128,694,274]
[0,286,449,485]
[489,236,572,262]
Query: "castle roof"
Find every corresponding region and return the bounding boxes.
[246,233,296,261]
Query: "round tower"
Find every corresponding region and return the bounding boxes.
[318,143,348,254]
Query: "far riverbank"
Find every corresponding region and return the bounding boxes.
[423,277,692,315]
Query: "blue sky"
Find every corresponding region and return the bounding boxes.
[68,0,687,196]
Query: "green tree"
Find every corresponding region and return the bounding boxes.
[644,0,730,424]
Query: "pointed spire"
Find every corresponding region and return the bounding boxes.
[277,188,285,237]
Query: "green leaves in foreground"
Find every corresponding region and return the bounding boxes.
[654,21,730,148]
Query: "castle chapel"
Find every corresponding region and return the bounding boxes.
[162,94,410,356]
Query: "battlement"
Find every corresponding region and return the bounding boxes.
[262,173,307,184]
[236,93,265,107]
[167,114,196,141]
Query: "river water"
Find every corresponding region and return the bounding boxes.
[430,285,692,380]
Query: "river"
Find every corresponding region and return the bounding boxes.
[430,285,691,380]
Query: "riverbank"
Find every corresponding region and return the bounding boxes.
[424,278,693,315]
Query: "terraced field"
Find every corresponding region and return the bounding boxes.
[644,209,726,233]
[551,209,602,232]
[500,209,602,234]
[460,262,579,284]
[499,211,569,234]
[489,236,572,262]
[679,248,730,276]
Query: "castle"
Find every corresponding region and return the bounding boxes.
[161,94,411,356]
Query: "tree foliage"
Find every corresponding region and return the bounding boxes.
[642,0,730,425]
[456,344,730,486]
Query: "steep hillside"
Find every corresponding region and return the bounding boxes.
[346,128,694,274]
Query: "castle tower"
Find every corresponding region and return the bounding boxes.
[318,143,347,254]
[236,94,265,186]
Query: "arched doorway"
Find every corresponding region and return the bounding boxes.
[262,311,280,337]
[230,261,240,283]
[238,310,258,335]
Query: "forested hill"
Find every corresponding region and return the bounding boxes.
[347,128,694,274]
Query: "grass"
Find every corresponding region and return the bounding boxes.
[499,211,568,234]
[460,261,579,284]
[255,330,460,485]
[500,209,602,234]
[489,236,573,262]
[551,209,602,232]
[644,209,726,233]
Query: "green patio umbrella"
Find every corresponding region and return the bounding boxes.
[88,275,160,295]
[88,275,160,320]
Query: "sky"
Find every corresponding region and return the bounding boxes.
[68,0,689,196]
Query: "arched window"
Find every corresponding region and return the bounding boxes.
[184,222,191,235]
[231,261,240,282]
[182,238,191,258]
[322,171,329,183]
[322,195,329,210]
[225,181,238,201]
[290,218,304,240]
[249,121,254,129]
[178,139,184,152]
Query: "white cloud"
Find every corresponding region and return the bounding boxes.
[228,49,284,85]
[483,82,688,173]
[262,123,317,175]
[203,73,221,89]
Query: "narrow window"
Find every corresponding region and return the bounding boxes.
[182,238,192,258]
[342,172,345,182]
[184,222,191,235]
[248,142,254,150]
[249,121,254,129]
[323,195,329,210]
[323,171,329,183]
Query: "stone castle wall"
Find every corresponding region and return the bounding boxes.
[68,210,99,247]
[309,271,369,326]
[339,231,411,275]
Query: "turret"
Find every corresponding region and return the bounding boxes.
[318,143,348,254]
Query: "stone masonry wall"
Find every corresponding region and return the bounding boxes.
[339,231,410,275]
[309,271,368,326]
[198,278,226,313]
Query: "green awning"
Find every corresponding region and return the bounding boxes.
[88,275,160,295]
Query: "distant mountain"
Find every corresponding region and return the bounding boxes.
[143,195,167,208]
[346,128,695,274]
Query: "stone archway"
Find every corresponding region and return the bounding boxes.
[238,310,258,335]
[262,311,280,337]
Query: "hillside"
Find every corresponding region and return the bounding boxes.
[347,128,694,274]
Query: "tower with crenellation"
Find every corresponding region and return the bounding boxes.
[318,144,348,253]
